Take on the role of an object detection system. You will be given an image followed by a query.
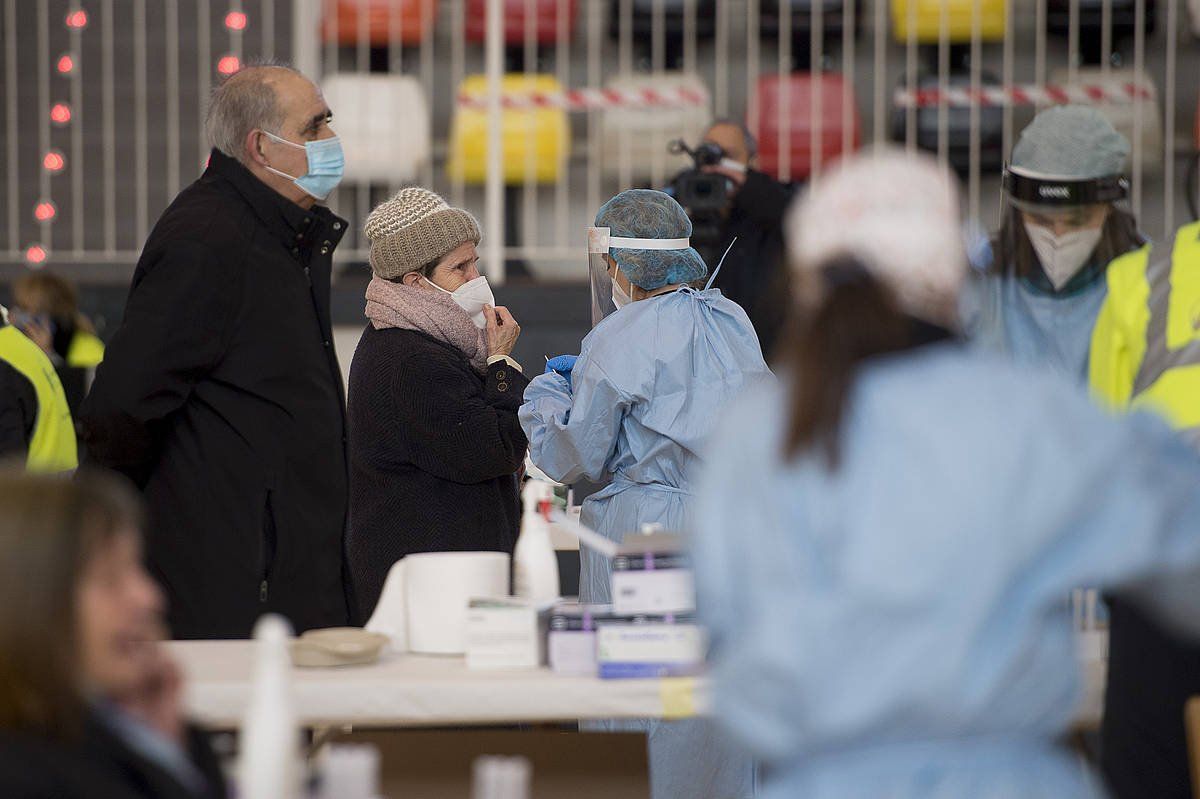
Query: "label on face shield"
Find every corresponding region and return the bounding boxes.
[1038,186,1072,199]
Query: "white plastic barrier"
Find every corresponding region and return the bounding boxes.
[321,73,431,185]
[599,72,712,185]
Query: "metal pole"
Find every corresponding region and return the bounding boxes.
[485,0,506,283]
[1163,0,1177,236]
[969,0,982,224]
[873,0,885,145]
[103,0,116,253]
[715,0,728,117]
[4,0,17,254]
[166,0,181,201]
[1131,0,1144,221]
[135,0,149,244]
[71,9,84,252]
[38,0,50,251]
[292,0,320,78]
[1002,0,1013,161]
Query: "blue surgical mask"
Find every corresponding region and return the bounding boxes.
[261,130,345,201]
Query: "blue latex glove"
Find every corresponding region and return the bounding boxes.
[544,354,578,390]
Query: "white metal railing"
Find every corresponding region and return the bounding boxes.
[1,0,1195,283]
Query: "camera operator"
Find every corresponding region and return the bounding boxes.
[666,120,793,360]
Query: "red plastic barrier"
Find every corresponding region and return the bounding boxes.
[464,0,578,45]
[754,73,861,181]
[321,0,437,46]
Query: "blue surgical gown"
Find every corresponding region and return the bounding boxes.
[692,343,1200,799]
[520,286,772,799]
[964,271,1107,384]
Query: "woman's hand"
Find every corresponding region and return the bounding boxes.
[485,305,521,358]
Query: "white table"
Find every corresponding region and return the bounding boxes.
[169,636,1107,732]
[168,640,707,730]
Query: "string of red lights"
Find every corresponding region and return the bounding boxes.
[25,5,249,266]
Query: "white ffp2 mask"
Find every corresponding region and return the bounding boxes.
[1023,222,1103,291]
[611,277,633,310]
[425,275,495,328]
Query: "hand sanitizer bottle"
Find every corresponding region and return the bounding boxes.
[513,480,560,603]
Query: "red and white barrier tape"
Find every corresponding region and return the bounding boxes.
[456,85,709,111]
[895,79,1154,109]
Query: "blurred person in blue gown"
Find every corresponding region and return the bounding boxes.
[692,149,1200,799]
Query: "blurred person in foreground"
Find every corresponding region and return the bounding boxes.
[667,119,793,360]
[964,105,1142,383]
[9,271,105,415]
[521,189,771,799]
[691,149,1200,799]
[1091,218,1200,799]
[80,62,351,639]
[0,469,225,799]
[346,188,528,624]
[0,304,77,473]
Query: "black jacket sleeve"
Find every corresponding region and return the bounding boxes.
[0,358,38,463]
[392,352,530,485]
[732,170,792,229]
[79,240,238,483]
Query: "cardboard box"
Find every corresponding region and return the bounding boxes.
[465,597,549,670]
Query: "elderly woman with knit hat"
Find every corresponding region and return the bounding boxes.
[346,188,528,624]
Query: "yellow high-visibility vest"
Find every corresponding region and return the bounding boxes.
[1090,220,1200,443]
[0,325,78,473]
[66,329,105,369]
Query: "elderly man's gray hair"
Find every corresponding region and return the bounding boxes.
[204,60,302,162]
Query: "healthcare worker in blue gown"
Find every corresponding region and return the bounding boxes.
[520,188,771,799]
[963,105,1143,383]
[692,150,1200,799]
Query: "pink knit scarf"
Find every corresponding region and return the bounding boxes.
[364,277,489,373]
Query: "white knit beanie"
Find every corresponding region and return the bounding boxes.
[364,187,482,280]
[787,148,965,325]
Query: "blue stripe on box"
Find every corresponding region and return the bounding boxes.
[599,662,701,679]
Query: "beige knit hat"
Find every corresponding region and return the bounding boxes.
[364,187,482,279]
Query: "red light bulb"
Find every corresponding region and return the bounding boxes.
[43,151,66,173]
[34,202,58,222]
[24,245,48,266]
[50,103,71,125]
[217,55,241,75]
[225,11,248,31]
[57,54,76,74]
[65,9,89,29]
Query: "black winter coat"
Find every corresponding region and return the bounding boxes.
[705,169,793,361]
[80,150,351,639]
[346,325,529,624]
[0,714,226,799]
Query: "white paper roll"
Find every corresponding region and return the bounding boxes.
[366,552,510,655]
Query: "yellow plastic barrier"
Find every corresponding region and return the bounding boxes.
[890,0,1006,43]
[447,74,570,185]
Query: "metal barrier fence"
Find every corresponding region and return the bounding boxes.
[1,0,1197,282]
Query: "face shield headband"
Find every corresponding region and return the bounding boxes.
[1002,166,1129,209]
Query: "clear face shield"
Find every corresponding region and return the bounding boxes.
[586,227,694,327]
[588,227,617,326]
[999,165,1129,286]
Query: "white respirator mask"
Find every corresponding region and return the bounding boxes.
[425,275,496,329]
[1023,222,1103,291]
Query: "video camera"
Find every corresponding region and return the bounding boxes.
[667,139,730,213]
[666,139,733,267]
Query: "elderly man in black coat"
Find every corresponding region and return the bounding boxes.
[80,63,351,639]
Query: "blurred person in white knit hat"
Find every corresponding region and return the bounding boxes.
[345,187,528,624]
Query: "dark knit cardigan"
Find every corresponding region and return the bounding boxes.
[345,324,530,623]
